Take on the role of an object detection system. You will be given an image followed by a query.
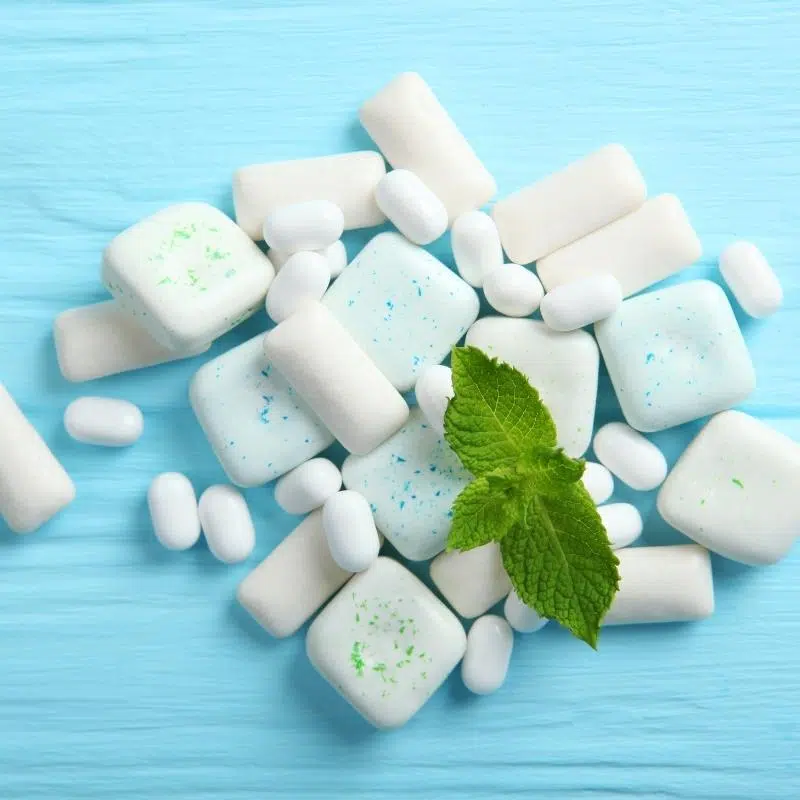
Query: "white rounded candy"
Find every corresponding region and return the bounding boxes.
[265,251,331,323]
[322,490,380,573]
[64,396,143,447]
[593,422,667,491]
[148,473,201,551]
[719,241,783,318]
[374,169,448,245]
[274,458,342,515]
[262,200,344,254]
[198,485,256,564]
[462,615,514,695]
[269,240,347,278]
[581,461,614,505]
[414,365,453,436]
[598,503,643,549]
[451,210,504,288]
[482,264,544,317]
[504,590,548,633]
[540,274,622,331]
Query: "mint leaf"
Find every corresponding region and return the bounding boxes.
[523,445,586,487]
[444,346,557,477]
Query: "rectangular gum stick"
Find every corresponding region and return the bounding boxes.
[0,383,75,533]
[536,194,703,298]
[491,144,647,265]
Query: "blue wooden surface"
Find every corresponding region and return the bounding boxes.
[1,1,798,797]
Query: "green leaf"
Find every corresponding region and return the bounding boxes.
[523,445,586,488]
[444,346,557,477]
[499,481,620,649]
[446,467,520,552]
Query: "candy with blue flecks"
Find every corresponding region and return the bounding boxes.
[594,280,756,433]
[323,232,480,392]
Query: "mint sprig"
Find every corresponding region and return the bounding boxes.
[444,346,620,649]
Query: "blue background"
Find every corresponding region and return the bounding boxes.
[1,1,798,797]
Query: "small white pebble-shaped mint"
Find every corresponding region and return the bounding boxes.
[719,241,783,318]
[462,615,514,695]
[64,396,143,446]
[198,485,255,564]
[451,210,504,287]
[374,169,448,245]
[269,240,347,278]
[593,422,667,491]
[581,461,614,505]
[598,503,643,549]
[262,200,344,254]
[322,490,380,573]
[540,274,622,331]
[504,590,549,633]
[148,472,201,551]
[482,264,544,317]
[265,251,331,323]
[414,364,453,436]
[274,458,342,515]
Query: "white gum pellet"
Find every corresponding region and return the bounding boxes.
[482,264,544,317]
[491,144,647,265]
[359,72,497,221]
[581,461,614,505]
[262,200,344,255]
[719,241,783,318]
[374,169,448,245]
[451,210,504,288]
[265,251,331,324]
[593,422,668,491]
[462,615,514,695]
[263,302,409,455]
[598,503,643,549]
[322,490,381,573]
[414,364,453,436]
[53,301,209,383]
[233,152,386,240]
[603,544,714,626]
[147,472,201,551]
[198,485,256,564]
[537,195,702,298]
[274,458,342,516]
[0,383,75,534]
[63,397,144,447]
[269,240,348,278]
[540,274,623,332]
[504,590,548,633]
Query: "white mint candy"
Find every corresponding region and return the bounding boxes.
[306,557,467,729]
[598,503,643,549]
[719,241,783,318]
[581,461,614,505]
[147,473,201,551]
[451,210,504,288]
[657,410,800,565]
[274,458,342,515]
[268,241,347,278]
[491,144,646,265]
[537,195,702,298]
[540,274,622,332]
[374,169,448,245]
[482,264,544,317]
[0,383,75,534]
[593,422,667,491]
[262,200,344,255]
[504,590,548,633]
[102,202,274,351]
[322,490,381,573]
[198,485,255,564]
[414,365,453,436]
[265,251,331,323]
[264,302,409,455]
[64,397,143,447]
[461,615,514,695]
[359,72,496,221]
[603,545,714,626]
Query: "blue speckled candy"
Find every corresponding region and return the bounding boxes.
[595,280,756,432]
[341,408,471,561]
[323,232,480,392]
[189,334,334,487]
